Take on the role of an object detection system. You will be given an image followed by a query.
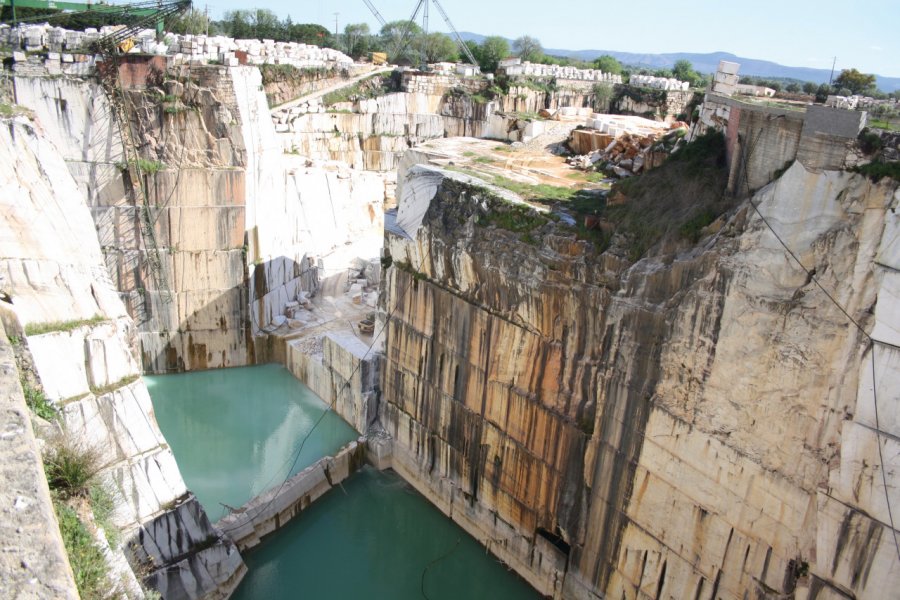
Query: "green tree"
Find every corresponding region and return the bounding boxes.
[478,36,509,73]
[786,83,801,93]
[833,68,877,95]
[673,59,699,86]
[343,23,370,58]
[250,8,281,40]
[815,83,832,103]
[513,35,543,63]
[169,8,210,35]
[414,32,458,63]
[221,10,253,39]
[380,20,422,61]
[802,82,818,94]
[593,54,622,75]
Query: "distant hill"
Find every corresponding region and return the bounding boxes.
[457,32,900,92]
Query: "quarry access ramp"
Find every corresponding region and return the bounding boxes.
[270,65,394,113]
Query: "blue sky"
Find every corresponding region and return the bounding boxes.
[200,0,900,77]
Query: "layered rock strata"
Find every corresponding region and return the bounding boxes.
[378,153,900,599]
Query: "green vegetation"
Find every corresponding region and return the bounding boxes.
[834,68,877,95]
[89,484,120,548]
[90,374,140,397]
[54,501,116,600]
[43,436,102,499]
[480,203,549,234]
[858,128,884,154]
[0,102,32,118]
[321,74,392,106]
[593,55,622,75]
[116,159,166,175]
[604,130,730,260]
[22,379,57,421]
[867,118,899,132]
[260,63,330,84]
[852,160,900,182]
[513,35,543,63]
[24,315,106,336]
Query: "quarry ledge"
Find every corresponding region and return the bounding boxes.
[215,438,367,551]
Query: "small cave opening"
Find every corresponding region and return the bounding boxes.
[536,527,571,556]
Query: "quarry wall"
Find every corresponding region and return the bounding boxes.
[377,156,900,599]
[0,115,246,597]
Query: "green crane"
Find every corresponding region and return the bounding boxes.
[1,0,191,43]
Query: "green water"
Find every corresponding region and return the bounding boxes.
[233,467,541,600]
[146,364,358,521]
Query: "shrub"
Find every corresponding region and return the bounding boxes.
[44,436,102,499]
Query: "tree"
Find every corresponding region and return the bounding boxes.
[379,20,422,62]
[478,36,509,73]
[833,68,877,95]
[415,32,458,63]
[815,83,832,103]
[802,82,818,95]
[169,8,210,35]
[343,23,370,58]
[221,10,253,39]
[593,55,622,75]
[513,35,543,63]
[673,59,700,87]
[786,83,801,93]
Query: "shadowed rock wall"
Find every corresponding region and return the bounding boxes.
[379,159,900,599]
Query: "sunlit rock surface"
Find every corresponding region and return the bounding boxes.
[0,117,245,598]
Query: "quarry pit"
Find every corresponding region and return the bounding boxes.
[1,22,899,600]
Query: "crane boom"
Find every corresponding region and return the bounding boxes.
[391,0,423,63]
[431,0,477,66]
[361,0,386,27]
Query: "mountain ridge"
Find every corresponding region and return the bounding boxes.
[457,32,900,92]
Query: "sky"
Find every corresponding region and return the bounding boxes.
[199,0,900,77]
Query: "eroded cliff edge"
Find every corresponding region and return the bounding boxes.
[378,158,900,598]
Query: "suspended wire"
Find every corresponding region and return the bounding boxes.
[739,125,900,562]
[421,537,461,600]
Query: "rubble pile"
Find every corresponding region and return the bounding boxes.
[567,120,690,177]
[0,24,353,69]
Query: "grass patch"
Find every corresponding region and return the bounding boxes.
[22,379,57,421]
[867,118,899,132]
[116,159,166,175]
[54,501,116,600]
[0,102,33,118]
[480,203,549,234]
[89,484,120,548]
[474,155,496,164]
[853,160,900,182]
[25,315,106,336]
[321,74,392,106]
[43,436,103,499]
[90,374,140,397]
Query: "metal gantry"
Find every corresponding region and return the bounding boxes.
[360,0,478,66]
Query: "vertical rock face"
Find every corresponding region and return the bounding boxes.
[0,116,245,598]
[379,157,900,598]
[14,64,387,372]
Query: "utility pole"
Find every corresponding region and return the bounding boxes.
[334,12,339,50]
[829,56,837,86]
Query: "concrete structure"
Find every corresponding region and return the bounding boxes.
[500,60,622,84]
[695,92,867,194]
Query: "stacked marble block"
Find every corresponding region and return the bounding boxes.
[630,74,690,91]
[712,60,740,96]
[502,60,622,83]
